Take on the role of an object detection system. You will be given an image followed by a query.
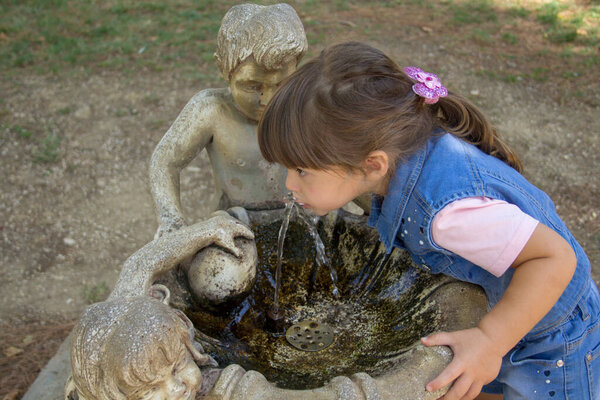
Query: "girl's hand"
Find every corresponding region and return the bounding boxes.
[421,327,503,400]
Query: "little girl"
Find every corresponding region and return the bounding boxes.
[258,42,600,400]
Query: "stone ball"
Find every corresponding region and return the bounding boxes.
[187,237,258,308]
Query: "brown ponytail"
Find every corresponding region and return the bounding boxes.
[434,93,523,172]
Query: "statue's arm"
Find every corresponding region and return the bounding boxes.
[149,92,218,237]
[109,214,254,300]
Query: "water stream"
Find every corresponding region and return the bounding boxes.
[295,209,340,297]
[272,195,341,318]
[271,197,295,316]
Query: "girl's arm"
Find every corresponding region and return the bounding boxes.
[422,223,577,399]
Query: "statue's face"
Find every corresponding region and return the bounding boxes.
[139,350,202,400]
[229,58,296,122]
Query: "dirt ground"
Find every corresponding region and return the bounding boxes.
[1,6,599,398]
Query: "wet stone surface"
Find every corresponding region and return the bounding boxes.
[174,210,486,390]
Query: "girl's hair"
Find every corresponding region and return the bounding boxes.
[258,41,522,174]
[70,297,199,400]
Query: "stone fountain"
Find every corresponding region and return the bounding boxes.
[143,207,488,400]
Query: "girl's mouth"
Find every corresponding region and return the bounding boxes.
[295,200,310,209]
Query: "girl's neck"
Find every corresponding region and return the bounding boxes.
[371,174,390,196]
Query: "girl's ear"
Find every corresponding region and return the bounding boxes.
[364,151,389,179]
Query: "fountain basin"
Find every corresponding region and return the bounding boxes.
[164,208,488,399]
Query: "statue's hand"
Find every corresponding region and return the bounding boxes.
[154,215,187,240]
[204,212,255,258]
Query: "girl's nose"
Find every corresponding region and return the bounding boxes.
[285,170,297,192]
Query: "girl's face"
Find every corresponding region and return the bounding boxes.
[139,351,202,400]
[285,166,373,215]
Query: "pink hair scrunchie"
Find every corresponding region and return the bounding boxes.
[404,66,448,104]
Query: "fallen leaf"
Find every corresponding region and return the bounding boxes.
[23,334,34,346]
[339,20,357,28]
[4,346,24,357]
[2,390,21,400]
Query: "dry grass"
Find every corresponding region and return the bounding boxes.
[0,319,75,399]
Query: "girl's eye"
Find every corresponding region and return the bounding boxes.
[296,168,306,177]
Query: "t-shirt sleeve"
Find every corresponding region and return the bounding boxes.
[431,197,539,277]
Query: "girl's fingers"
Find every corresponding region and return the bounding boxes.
[422,331,461,393]
[463,382,483,400]
[421,331,452,346]
[440,374,470,400]
[426,359,463,393]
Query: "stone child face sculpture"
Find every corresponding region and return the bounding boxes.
[67,215,255,400]
[215,3,307,122]
[229,57,297,122]
[214,3,307,106]
[69,291,215,400]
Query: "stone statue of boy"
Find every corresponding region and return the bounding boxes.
[66,213,255,400]
[150,3,308,238]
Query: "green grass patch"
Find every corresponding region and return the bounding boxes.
[471,29,493,44]
[561,71,580,79]
[57,106,74,115]
[536,1,564,25]
[34,133,61,163]
[0,0,231,74]
[501,32,518,44]
[451,0,498,25]
[532,1,598,47]
[475,68,499,80]
[84,282,109,304]
[335,0,351,11]
[0,0,598,107]
[506,6,529,19]
[532,67,550,82]
[12,124,34,139]
[547,27,578,43]
[502,74,520,83]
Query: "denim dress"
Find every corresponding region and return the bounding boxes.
[367,133,600,399]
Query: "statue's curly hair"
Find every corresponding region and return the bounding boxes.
[215,3,307,81]
[70,296,200,400]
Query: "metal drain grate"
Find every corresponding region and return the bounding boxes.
[285,320,334,351]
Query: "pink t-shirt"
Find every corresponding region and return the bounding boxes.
[431,197,539,277]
